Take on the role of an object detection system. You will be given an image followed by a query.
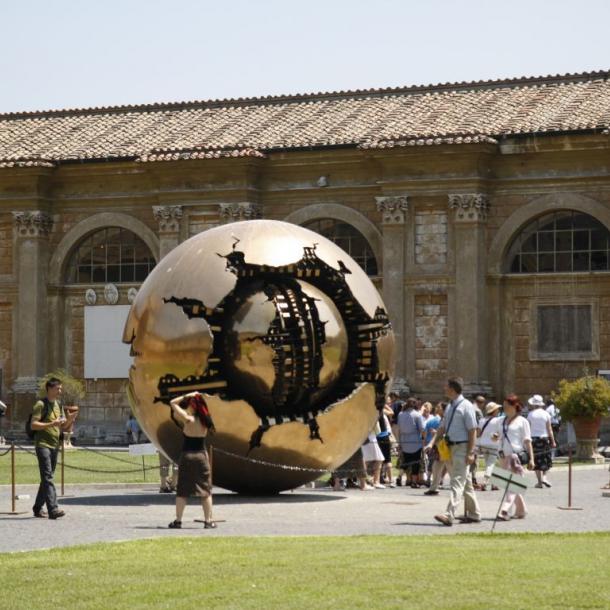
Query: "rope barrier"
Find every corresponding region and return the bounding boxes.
[0,446,12,458]
[2,438,597,477]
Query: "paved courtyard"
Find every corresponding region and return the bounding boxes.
[1,465,608,552]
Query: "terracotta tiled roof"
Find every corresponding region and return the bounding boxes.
[0,70,609,167]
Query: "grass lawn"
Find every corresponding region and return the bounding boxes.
[1,533,609,610]
[0,447,159,485]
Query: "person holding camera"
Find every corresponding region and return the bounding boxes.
[495,394,534,521]
[31,377,78,519]
[167,391,216,529]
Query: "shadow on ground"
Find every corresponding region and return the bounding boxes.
[57,491,346,507]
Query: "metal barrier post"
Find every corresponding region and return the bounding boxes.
[559,444,582,511]
[11,442,16,514]
[1,442,27,515]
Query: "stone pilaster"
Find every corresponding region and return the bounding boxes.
[12,211,53,413]
[219,202,262,223]
[448,194,491,395]
[153,205,183,259]
[375,195,408,391]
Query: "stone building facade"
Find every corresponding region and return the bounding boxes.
[1,70,610,440]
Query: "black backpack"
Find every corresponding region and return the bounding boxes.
[25,398,55,440]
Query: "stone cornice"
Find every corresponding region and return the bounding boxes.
[448,193,490,223]
[375,195,409,225]
[219,202,262,223]
[152,205,183,233]
[12,210,53,237]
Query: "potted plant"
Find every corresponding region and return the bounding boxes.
[38,369,86,448]
[552,375,610,462]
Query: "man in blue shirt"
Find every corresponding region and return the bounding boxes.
[432,377,481,526]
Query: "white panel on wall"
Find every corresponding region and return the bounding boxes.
[84,305,132,379]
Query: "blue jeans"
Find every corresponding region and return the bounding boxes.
[34,446,59,513]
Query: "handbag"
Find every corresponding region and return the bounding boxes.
[436,398,463,461]
[437,437,452,461]
[502,417,530,466]
[517,450,530,466]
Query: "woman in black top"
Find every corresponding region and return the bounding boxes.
[168,391,216,529]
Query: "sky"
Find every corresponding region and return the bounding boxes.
[0,0,608,114]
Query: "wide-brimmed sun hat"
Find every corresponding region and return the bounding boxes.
[527,394,545,408]
[485,402,501,416]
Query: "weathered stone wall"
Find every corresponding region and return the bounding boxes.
[415,210,447,265]
[414,293,448,385]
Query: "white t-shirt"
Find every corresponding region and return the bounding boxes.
[477,416,500,449]
[499,415,531,454]
[527,409,551,438]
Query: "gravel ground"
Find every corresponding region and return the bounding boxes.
[1,465,609,552]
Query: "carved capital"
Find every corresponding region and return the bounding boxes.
[153,205,183,233]
[375,196,409,225]
[12,211,53,237]
[219,202,262,223]
[448,194,490,223]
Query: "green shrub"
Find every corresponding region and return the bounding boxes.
[552,375,610,421]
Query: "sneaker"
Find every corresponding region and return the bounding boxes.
[388,482,396,488]
[48,510,65,520]
[374,483,386,489]
[168,520,182,529]
[395,477,402,487]
[204,521,217,529]
[535,483,544,488]
[33,508,47,518]
[424,489,439,496]
[542,479,552,488]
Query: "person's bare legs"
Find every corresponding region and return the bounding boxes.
[201,494,213,522]
[175,496,187,521]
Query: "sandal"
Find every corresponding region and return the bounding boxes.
[168,520,182,529]
[204,521,217,529]
[496,511,510,521]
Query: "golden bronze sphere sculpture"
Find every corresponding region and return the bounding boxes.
[123,220,395,493]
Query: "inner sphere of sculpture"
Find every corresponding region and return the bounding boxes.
[123,219,395,493]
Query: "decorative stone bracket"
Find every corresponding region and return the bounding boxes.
[375,196,409,225]
[448,194,490,223]
[219,202,262,223]
[153,205,183,233]
[12,211,53,237]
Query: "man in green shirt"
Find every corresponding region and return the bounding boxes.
[31,377,78,519]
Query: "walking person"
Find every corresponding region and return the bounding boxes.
[31,377,78,519]
[433,377,481,526]
[168,391,217,529]
[527,394,556,488]
[545,398,561,458]
[475,402,501,491]
[423,402,447,496]
[377,405,395,487]
[397,398,425,488]
[362,428,386,489]
[496,394,534,521]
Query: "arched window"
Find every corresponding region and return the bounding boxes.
[304,219,378,275]
[65,227,156,284]
[507,211,610,273]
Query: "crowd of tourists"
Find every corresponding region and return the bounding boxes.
[330,376,561,524]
